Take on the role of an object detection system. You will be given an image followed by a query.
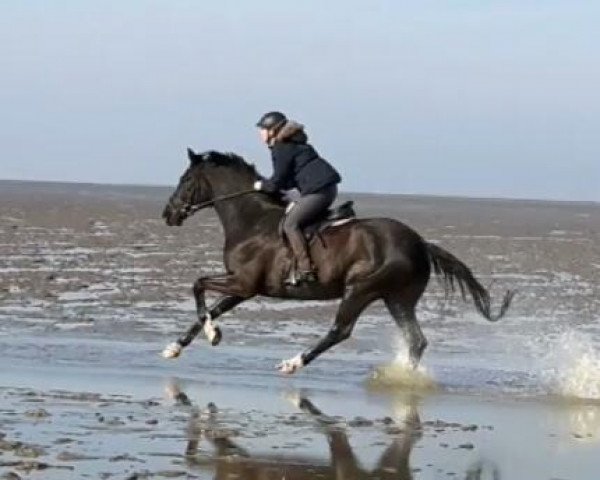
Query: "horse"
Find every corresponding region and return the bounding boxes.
[161,149,514,374]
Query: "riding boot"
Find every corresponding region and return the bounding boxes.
[285,229,317,285]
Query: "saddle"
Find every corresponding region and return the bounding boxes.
[278,200,356,243]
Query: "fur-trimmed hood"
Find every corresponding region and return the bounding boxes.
[272,120,308,144]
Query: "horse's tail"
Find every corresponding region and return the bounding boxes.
[426,242,515,322]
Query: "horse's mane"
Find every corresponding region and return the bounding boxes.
[199,150,286,209]
[203,151,259,179]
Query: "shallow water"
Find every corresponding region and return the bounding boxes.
[0,181,599,478]
[1,336,600,479]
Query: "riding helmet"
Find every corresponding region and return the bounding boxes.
[256,111,287,130]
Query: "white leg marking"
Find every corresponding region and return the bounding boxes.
[203,313,218,343]
[277,353,304,375]
[162,342,182,359]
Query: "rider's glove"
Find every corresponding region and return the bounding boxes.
[253,180,263,191]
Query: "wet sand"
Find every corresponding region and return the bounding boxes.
[2,347,600,480]
[1,180,599,479]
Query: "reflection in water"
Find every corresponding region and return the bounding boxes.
[566,404,600,440]
[166,380,423,479]
[465,461,500,480]
[164,380,503,480]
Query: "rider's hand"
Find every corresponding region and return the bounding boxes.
[253,180,263,191]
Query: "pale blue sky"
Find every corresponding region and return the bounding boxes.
[1,1,598,201]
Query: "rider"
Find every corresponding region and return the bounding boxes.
[254,111,341,285]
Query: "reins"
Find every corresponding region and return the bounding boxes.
[184,189,257,215]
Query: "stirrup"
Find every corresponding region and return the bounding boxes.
[285,269,317,286]
[298,270,318,283]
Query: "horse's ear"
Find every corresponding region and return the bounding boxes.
[187,147,201,164]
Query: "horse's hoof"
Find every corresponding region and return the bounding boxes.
[277,354,304,375]
[210,327,222,347]
[162,342,182,359]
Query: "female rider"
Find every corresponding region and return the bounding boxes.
[254,111,341,285]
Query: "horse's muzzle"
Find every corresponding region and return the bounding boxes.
[162,203,186,226]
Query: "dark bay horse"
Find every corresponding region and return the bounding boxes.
[161,149,514,374]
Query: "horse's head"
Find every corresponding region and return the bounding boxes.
[162,148,214,226]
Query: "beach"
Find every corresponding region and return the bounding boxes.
[0,180,599,479]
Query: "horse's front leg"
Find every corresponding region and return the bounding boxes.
[162,294,244,359]
[162,275,253,359]
[186,294,245,347]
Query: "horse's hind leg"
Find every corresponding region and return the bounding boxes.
[278,287,376,374]
[384,297,427,369]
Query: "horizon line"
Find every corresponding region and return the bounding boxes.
[0,177,597,206]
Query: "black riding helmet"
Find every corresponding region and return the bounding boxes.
[256,111,287,130]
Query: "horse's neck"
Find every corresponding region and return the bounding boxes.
[210,179,283,245]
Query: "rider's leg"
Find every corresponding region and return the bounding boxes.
[283,184,337,278]
[283,215,312,274]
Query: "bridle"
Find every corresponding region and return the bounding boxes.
[179,188,257,216]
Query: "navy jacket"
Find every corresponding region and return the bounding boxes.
[261,122,341,195]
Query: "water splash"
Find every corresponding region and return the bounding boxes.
[532,330,600,400]
[366,341,437,392]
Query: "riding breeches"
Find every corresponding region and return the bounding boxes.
[282,184,338,272]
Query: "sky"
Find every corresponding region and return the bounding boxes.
[1,1,598,201]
